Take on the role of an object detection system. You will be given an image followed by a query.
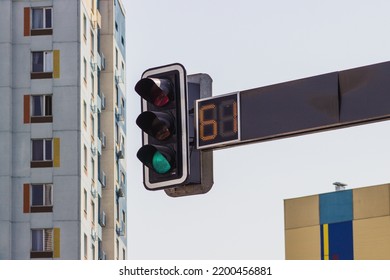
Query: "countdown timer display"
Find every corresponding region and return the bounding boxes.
[195,93,241,149]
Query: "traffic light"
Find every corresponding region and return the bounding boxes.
[135,63,189,190]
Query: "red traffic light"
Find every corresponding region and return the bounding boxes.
[135,77,172,107]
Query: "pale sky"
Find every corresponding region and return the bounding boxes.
[124,0,390,259]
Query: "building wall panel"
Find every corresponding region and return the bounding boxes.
[53,228,61,258]
[53,0,78,43]
[23,184,29,213]
[320,189,353,224]
[53,138,60,167]
[284,195,319,229]
[23,7,30,36]
[285,226,321,260]
[353,216,390,259]
[53,50,60,78]
[353,184,390,220]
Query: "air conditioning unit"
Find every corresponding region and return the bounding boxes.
[99,211,106,227]
[100,171,106,188]
[90,104,97,114]
[91,187,97,198]
[116,223,124,236]
[99,250,106,260]
[91,228,97,241]
[96,52,102,71]
[90,60,97,72]
[90,98,97,113]
[100,132,106,148]
[100,92,106,110]
[114,70,121,84]
[116,145,125,159]
[116,185,125,198]
[115,107,124,122]
[100,53,106,70]
[91,145,97,156]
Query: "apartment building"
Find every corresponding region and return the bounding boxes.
[285,183,390,260]
[0,0,127,259]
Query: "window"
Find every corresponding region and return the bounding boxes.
[84,189,88,214]
[92,244,96,260]
[97,111,101,138]
[32,95,52,117]
[115,48,118,69]
[90,114,95,139]
[116,239,119,260]
[97,153,102,182]
[122,210,126,236]
[31,184,53,212]
[115,123,119,144]
[84,234,88,259]
[91,73,95,96]
[31,51,53,76]
[32,139,52,161]
[120,171,125,185]
[121,97,125,115]
[116,191,119,221]
[83,14,87,39]
[31,7,53,36]
[91,201,95,224]
[83,101,87,127]
[91,157,95,181]
[31,139,53,167]
[31,95,52,123]
[83,58,87,82]
[90,30,95,54]
[84,145,88,172]
[120,135,125,158]
[115,86,119,106]
[121,62,125,82]
[31,229,53,258]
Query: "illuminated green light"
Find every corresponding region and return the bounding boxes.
[152,151,171,174]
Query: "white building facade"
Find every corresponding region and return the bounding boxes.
[0,0,127,260]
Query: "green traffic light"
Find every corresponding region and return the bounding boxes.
[152,151,171,174]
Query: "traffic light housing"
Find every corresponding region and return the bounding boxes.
[164,73,214,197]
[135,63,189,190]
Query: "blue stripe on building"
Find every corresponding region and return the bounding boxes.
[320,221,354,260]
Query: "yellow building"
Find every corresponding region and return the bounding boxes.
[284,183,390,260]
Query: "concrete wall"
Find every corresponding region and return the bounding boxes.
[8,0,82,259]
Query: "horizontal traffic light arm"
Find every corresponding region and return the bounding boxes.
[196,60,390,150]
